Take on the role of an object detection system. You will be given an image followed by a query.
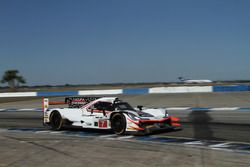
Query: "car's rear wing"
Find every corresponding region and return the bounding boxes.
[42,97,102,112]
[42,98,67,112]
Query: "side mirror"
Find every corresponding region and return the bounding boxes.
[87,105,96,114]
[137,105,143,111]
[88,105,94,110]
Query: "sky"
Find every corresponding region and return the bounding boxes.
[0,0,249,86]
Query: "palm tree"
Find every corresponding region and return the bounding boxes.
[1,70,26,90]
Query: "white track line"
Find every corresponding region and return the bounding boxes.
[18,108,36,111]
[35,130,51,133]
[184,141,204,145]
[166,107,190,110]
[49,131,64,134]
[209,107,239,111]
[117,135,134,139]
[209,143,230,148]
[99,134,117,138]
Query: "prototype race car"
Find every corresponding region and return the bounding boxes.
[43,97,181,135]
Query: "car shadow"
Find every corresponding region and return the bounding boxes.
[188,110,223,141]
[134,127,181,136]
[62,126,114,134]
[188,110,213,140]
[63,125,183,136]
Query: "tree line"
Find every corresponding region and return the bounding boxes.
[1,70,26,91]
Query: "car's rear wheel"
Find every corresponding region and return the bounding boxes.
[111,113,127,135]
[50,111,63,130]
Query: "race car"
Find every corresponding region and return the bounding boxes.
[43,97,181,135]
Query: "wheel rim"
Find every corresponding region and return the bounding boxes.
[112,115,125,134]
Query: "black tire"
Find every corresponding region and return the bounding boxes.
[111,113,126,135]
[50,111,63,130]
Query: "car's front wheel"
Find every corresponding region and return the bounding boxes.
[50,111,63,130]
[111,113,126,135]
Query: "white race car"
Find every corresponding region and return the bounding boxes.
[43,97,181,135]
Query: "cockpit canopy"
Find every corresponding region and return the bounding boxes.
[92,101,135,111]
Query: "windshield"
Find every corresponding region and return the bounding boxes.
[113,102,135,111]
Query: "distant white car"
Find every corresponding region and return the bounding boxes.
[178,77,213,84]
[43,97,181,135]
[183,80,213,84]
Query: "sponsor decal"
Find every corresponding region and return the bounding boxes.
[71,99,86,104]
[66,97,100,108]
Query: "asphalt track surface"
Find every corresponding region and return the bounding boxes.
[1,92,250,142]
[1,92,250,166]
[0,110,250,143]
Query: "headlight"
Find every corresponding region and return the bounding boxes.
[127,113,140,120]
